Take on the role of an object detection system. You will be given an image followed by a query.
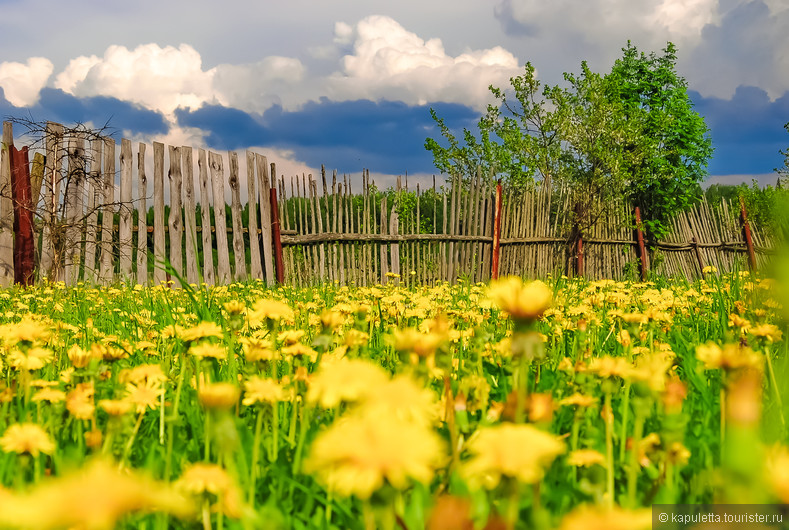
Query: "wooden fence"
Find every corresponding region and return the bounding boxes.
[273,170,775,287]
[0,120,777,288]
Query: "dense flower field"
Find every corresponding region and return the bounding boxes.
[0,271,786,529]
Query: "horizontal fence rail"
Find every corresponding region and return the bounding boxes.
[0,120,778,288]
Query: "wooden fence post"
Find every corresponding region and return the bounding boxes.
[691,236,705,275]
[573,202,583,277]
[9,145,34,286]
[634,206,648,281]
[739,196,757,271]
[270,187,284,284]
[491,181,502,280]
[0,123,15,287]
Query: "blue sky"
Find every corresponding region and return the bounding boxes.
[1,0,787,189]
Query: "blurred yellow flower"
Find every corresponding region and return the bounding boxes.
[558,505,652,530]
[31,387,66,404]
[0,423,55,456]
[487,277,552,324]
[307,358,389,408]
[177,463,244,518]
[588,356,632,379]
[362,375,437,427]
[248,298,294,325]
[281,342,318,362]
[750,323,783,343]
[240,337,278,362]
[7,346,53,371]
[0,459,192,529]
[696,342,762,371]
[766,444,789,503]
[67,344,96,369]
[179,321,224,342]
[198,383,239,410]
[189,342,227,361]
[306,412,443,499]
[99,399,134,416]
[67,384,96,420]
[462,424,564,488]
[567,449,605,467]
[242,376,284,406]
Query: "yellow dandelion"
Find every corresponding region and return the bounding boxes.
[281,342,318,362]
[99,399,134,416]
[361,375,437,427]
[66,384,96,420]
[248,298,294,325]
[198,383,239,410]
[177,463,243,519]
[179,321,224,343]
[31,388,67,404]
[277,329,306,345]
[587,356,632,379]
[306,412,443,499]
[461,424,565,488]
[189,342,228,361]
[766,444,789,503]
[119,364,167,385]
[67,344,96,369]
[567,449,605,467]
[696,342,762,371]
[125,379,164,414]
[242,377,284,406]
[7,346,54,371]
[0,423,55,456]
[240,337,278,362]
[750,323,783,343]
[558,505,652,530]
[306,359,389,408]
[0,459,192,529]
[487,276,552,324]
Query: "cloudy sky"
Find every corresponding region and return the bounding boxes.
[1,0,787,190]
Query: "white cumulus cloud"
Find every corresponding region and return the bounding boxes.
[54,43,216,115]
[0,57,54,107]
[326,15,522,110]
[53,43,308,115]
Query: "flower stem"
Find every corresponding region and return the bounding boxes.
[604,391,615,508]
[248,406,265,504]
[627,408,645,508]
[120,412,145,469]
[765,350,786,432]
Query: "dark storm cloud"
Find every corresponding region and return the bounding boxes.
[175,98,479,175]
[0,87,169,139]
[690,86,789,175]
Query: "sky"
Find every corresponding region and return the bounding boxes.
[0,0,787,192]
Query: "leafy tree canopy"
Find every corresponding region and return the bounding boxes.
[425,42,713,239]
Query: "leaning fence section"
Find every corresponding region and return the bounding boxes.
[0,121,278,288]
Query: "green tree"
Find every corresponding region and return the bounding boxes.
[425,42,713,239]
[547,62,650,232]
[607,42,714,237]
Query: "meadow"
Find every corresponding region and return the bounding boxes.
[0,270,786,529]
